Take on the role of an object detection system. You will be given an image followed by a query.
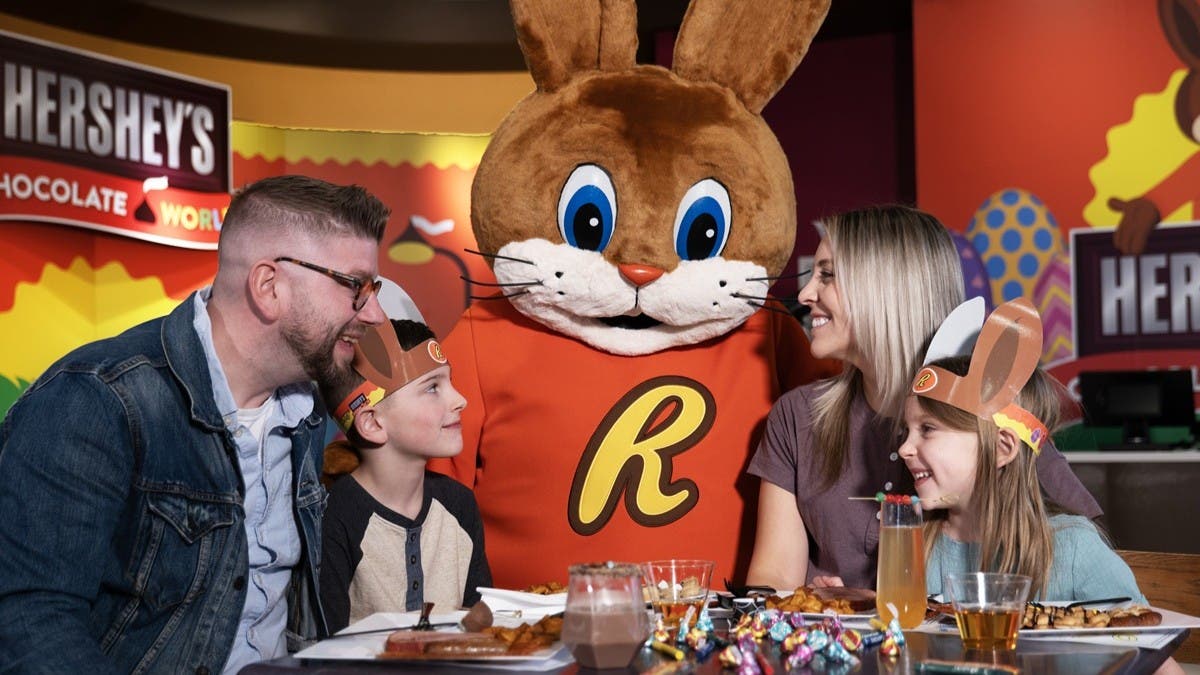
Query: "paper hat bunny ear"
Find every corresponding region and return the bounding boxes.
[332,321,449,432]
[921,296,985,366]
[911,297,1049,454]
[377,277,425,323]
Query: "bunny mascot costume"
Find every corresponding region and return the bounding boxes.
[431,0,840,587]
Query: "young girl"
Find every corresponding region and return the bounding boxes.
[903,359,1144,602]
[902,299,1141,602]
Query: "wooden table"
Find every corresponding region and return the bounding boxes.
[241,629,1188,675]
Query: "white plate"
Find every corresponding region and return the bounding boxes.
[914,605,1200,637]
[295,610,571,671]
[476,587,569,607]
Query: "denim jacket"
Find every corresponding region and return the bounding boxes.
[0,295,328,674]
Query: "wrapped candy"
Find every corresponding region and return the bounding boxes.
[806,628,830,652]
[693,637,718,662]
[652,617,671,644]
[782,627,808,652]
[695,607,715,633]
[767,618,793,643]
[822,639,859,665]
[785,643,815,669]
[786,612,807,629]
[838,628,862,651]
[719,644,743,668]
[879,634,900,657]
[749,612,770,638]
[860,630,887,648]
[887,618,906,647]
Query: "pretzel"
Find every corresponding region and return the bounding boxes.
[764,587,854,614]
[522,580,566,595]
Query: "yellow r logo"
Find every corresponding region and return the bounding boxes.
[568,376,716,535]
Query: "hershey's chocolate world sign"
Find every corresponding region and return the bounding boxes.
[1072,223,1200,357]
[0,30,230,249]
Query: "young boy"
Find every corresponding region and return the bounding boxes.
[319,319,491,632]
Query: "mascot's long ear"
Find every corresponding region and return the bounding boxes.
[673,0,831,113]
[510,0,638,93]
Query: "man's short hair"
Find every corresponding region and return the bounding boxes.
[219,175,389,249]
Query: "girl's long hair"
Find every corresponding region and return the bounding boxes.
[918,356,1071,595]
[810,205,963,488]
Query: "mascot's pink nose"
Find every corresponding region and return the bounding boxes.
[618,264,665,288]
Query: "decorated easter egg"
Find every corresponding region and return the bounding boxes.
[1032,252,1073,364]
[966,189,1064,305]
[950,230,993,314]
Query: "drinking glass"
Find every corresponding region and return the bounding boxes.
[943,572,1032,650]
[876,497,926,629]
[641,559,714,635]
[562,562,649,669]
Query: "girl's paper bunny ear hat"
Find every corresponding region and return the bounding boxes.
[911,297,1049,454]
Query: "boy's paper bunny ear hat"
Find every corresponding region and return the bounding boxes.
[912,297,1050,454]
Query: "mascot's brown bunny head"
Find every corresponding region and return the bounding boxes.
[470,0,831,356]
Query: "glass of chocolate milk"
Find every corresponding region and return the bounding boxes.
[562,562,650,669]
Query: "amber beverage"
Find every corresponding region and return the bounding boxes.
[641,559,714,636]
[876,498,926,629]
[652,599,706,626]
[954,607,1022,650]
[943,572,1032,652]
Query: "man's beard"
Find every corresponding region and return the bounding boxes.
[283,317,354,389]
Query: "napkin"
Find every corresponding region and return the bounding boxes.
[476,587,567,619]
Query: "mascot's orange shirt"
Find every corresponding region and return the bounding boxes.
[429,301,838,588]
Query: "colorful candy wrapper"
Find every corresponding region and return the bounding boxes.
[767,618,793,643]
[653,616,670,644]
[782,628,808,652]
[695,606,715,633]
[685,627,709,651]
[806,628,830,652]
[838,628,862,651]
[787,612,807,629]
[860,630,887,648]
[650,640,685,661]
[823,639,859,665]
[880,634,900,657]
[719,645,743,668]
[786,643,815,668]
[887,618,906,647]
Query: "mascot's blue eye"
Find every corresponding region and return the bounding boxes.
[558,164,616,252]
[673,178,731,261]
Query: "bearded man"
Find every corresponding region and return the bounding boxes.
[0,175,388,674]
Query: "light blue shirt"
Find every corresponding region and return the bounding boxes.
[925,514,1146,603]
[192,290,315,674]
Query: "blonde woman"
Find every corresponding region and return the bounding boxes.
[744,205,1100,591]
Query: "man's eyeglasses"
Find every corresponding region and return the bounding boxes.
[275,257,381,312]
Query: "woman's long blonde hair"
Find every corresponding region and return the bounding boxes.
[918,356,1071,595]
[810,205,964,488]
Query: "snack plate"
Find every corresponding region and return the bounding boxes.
[1019,605,1200,636]
[914,605,1200,636]
[295,610,570,669]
